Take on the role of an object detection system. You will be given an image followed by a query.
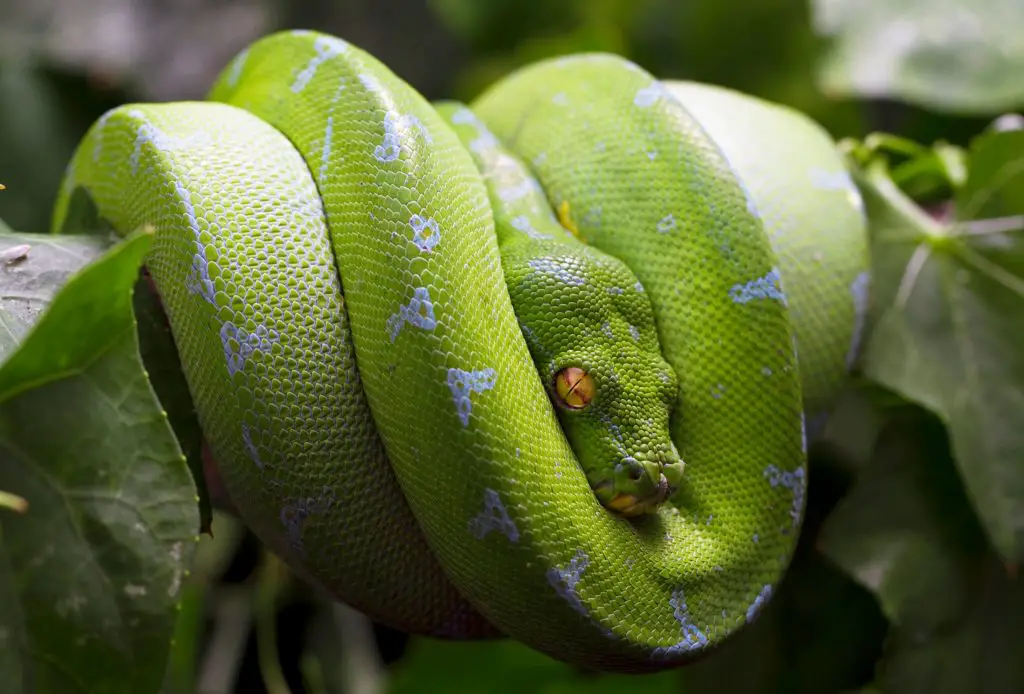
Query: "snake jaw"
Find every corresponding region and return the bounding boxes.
[600,463,682,518]
[606,492,646,516]
[588,439,686,517]
[605,477,668,517]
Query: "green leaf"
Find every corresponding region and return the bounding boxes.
[0,192,210,531]
[819,409,987,632]
[775,554,887,693]
[0,209,209,528]
[816,381,897,475]
[957,128,1024,221]
[877,555,1024,693]
[0,229,200,694]
[812,0,1024,114]
[0,230,115,360]
[819,406,1024,692]
[855,129,1024,562]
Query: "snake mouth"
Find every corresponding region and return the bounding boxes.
[604,475,673,517]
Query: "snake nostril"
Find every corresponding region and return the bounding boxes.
[624,457,644,480]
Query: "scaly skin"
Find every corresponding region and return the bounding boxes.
[50,30,868,672]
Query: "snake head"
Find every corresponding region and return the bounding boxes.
[505,242,685,518]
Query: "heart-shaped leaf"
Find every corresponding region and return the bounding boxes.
[855,129,1024,561]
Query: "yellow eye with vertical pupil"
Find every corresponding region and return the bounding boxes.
[555,367,594,409]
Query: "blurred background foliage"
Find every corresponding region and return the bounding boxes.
[3,0,1022,235]
[1,1,1022,693]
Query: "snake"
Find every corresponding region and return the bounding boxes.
[50,30,868,672]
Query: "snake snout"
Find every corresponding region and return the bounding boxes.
[603,449,684,517]
[660,441,685,490]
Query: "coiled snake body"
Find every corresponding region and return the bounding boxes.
[52,30,868,671]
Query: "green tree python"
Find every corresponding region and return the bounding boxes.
[50,30,868,672]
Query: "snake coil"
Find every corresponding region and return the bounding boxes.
[52,30,868,671]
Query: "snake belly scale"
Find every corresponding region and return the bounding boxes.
[50,30,868,671]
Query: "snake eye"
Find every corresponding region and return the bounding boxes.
[554,366,594,409]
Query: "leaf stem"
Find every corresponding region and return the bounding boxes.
[0,489,28,513]
[332,602,387,694]
[195,586,251,694]
[863,159,947,242]
[955,214,1024,237]
[256,551,294,694]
